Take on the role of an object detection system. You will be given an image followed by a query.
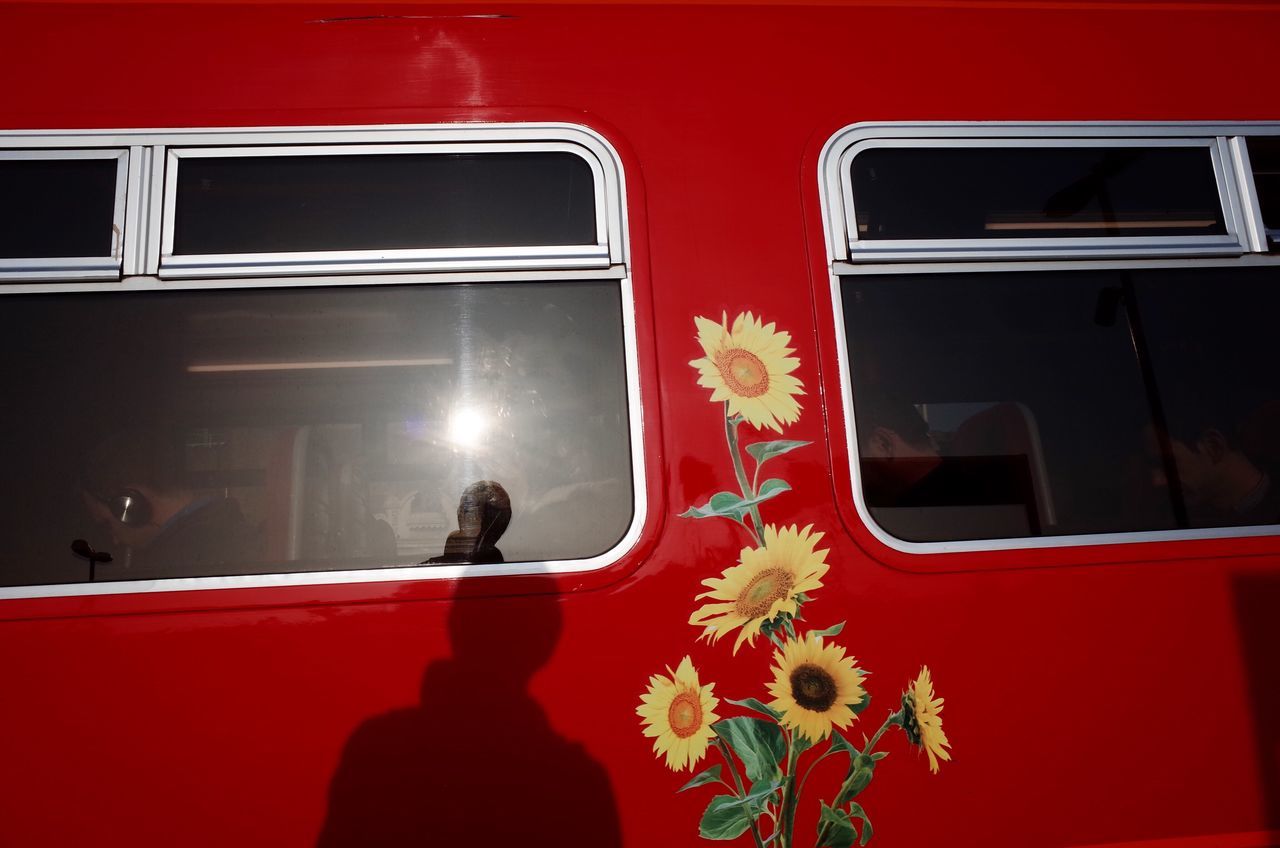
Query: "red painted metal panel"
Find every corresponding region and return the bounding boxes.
[1,3,1278,846]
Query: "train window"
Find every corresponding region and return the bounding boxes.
[0,125,640,596]
[0,281,633,588]
[1246,137,1280,241]
[170,150,596,255]
[833,136,1249,261]
[824,123,1280,550]
[0,150,126,280]
[849,146,1226,240]
[843,267,1280,543]
[161,144,610,278]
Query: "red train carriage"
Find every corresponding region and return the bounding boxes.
[2,2,1279,845]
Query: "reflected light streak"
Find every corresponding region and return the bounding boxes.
[188,358,452,373]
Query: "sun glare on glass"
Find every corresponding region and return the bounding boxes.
[447,406,490,449]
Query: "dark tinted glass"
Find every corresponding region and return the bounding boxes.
[844,267,1280,542]
[0,158,118,258]
[1247,138,1280,235]
[850,147,1226,240]
[172,152,597,255]
[0,281,632,586]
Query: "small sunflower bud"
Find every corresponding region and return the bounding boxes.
[900,690,923,746]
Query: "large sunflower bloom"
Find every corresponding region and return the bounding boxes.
[690,311,804,432]
[766,634,866,743]
[902,666,952,774]
[689,524,829,654]
[637,656,721,772]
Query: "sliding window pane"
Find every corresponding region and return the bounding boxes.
[1247,138,1280,235]
[172,151,597,255]
[0,158,118,258]
[850,146,1226,240]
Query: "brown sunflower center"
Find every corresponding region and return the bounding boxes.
[667,691,703,738]
[789,663,838,712]
[715,348,770,398]
[734,568,795,619]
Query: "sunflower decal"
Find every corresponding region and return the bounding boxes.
[637,656,720,772]
[690,311,804,433]
[689,524,829,653]
[638,309,956,847]
[766,634,866,743]
[902,666,952,774]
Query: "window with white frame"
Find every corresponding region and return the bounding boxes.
[823,123,1280,550]
[0,125,640,595]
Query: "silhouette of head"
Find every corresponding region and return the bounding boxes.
[456,480,512,550]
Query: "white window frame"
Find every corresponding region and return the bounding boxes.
[160,140,612,279]
[819,121,1280,554]
[823,122,1280,265]
[0,123,646,599]
[0,148,128,281]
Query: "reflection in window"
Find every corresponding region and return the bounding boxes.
[0,282,632,586]
[844,267,1280,542]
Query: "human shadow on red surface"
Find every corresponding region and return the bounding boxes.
[317,567,621,846]
[1232,571,1280,828]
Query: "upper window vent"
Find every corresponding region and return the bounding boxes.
[0,125,625,283]
[823,124,1280,263]
[0,150,127,280]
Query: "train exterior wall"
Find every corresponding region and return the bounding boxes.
[2,2,1279,845]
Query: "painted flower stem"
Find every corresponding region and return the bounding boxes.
[776,733,803,848]
[724,407,765,542]
[813,711,903,848]
[714,738,768,848]
[861,711,901,757]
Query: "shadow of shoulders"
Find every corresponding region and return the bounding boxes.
[318,569,621,846]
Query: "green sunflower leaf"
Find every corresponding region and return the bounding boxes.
[754,478,791,503]
[741,777,784,815]
[745,439,813,470]
[817,801,858,848]
[699,795,753,841]
[847,802,874,846]
[807,621,845,639]
[678,764,724,793]
[713,717,786,784]
[725,697,783,721]
[835,758,876,805]
[680,482,790,524]
[851,689,872,715]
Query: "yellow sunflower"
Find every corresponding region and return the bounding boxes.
[690,311,804,432]
[902,666,952,774]
[637,656,721,772]
[766,634,866,743]
[689,524,829,654]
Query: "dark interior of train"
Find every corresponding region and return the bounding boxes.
[846,266,1280,542]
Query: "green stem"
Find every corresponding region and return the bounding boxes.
[860,711,900,758]
[725,406,765,540]
[777,732,802,848]
[795,745,843,815]
[813,712,902,848]
[715,738,767,848]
